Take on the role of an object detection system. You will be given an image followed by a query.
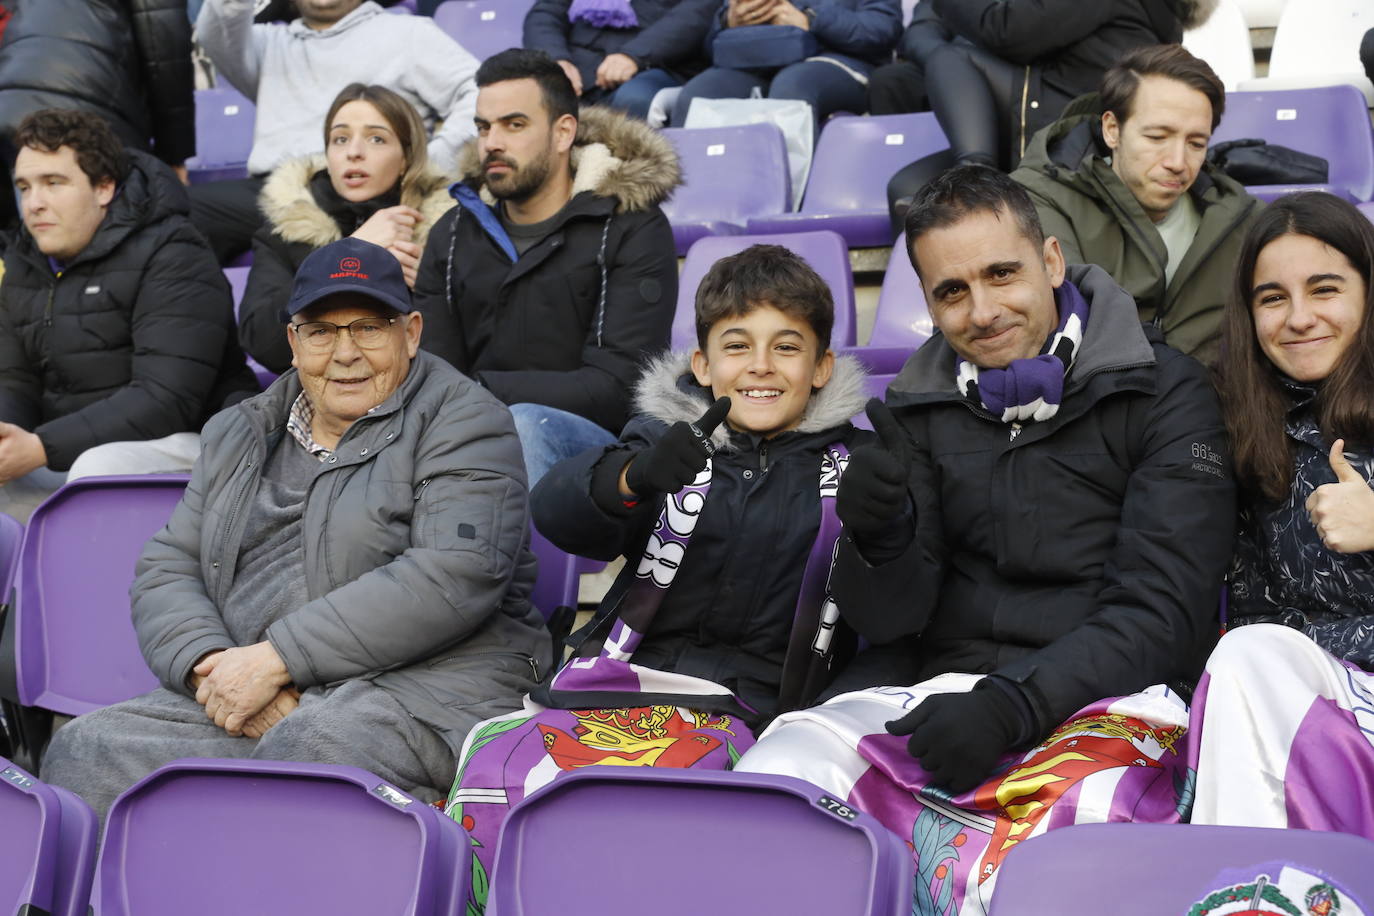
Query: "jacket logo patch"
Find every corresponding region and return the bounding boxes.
[84,285,100,295]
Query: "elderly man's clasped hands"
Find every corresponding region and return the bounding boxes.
[191,642,295,738]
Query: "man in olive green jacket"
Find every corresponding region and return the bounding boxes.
[1012,44,1260,366]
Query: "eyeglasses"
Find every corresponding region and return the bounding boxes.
[290,316,400,352]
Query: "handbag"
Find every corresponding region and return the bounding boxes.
[1206,138,1329,186]
[711,23,821,71]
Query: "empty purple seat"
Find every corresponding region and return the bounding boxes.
[528,525,604,621]
[0,757,97,916]
[488,767,911,915]
[661,124,792,255]
[838,345,911,376]
[1211,85,1374,202]
[673,230,856,349]
[871,236,934,349]
[746,113,949,247]
[185,87,256,185]
[1359,201,1374,223]
[15,476,187,716]
[989,823,1374,915]
[93,758,469,915]
[432,0,533,61]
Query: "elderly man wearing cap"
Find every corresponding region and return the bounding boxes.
[41,237,552,817]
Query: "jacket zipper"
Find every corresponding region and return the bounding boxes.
[1018,66,1031,159]
[213,458,257,606]
[43,282,55,328]
[758,444,770,474]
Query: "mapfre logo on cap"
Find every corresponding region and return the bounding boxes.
[330,256,369,280]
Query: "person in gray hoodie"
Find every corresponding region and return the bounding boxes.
[190,0,480,263]
[41,236,551,816]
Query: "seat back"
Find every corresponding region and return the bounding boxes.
[93,758,469,916]
[1183,0,1255,90]
[1212,85,1374,202]
[989,823,1374,915]
[528,526,604,621]
[673,230,856,349]
[488,767,911,915]
[0,757,97,916]
[852,373,897,429]
[0,514,22,612]
[432,0,534,61]
[660,124,791,254]
[15,476,188,715]
[871,236,933,348]
[185,87,256,182]
[1266,0,1374,101]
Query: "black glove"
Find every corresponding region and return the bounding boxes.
[624,396,731,497]
[837,398,911,540]
[885,681,1026,794]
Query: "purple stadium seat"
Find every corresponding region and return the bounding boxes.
[224,266,249,315]
[673,230,856,349]
[185,87,256,185]
[746,113,949,247]
[528,525,605,621]
[93,758,469,916]
[871,235,934,349]
[0,756,97,916]
[1211,85,1374,202]
[990,823,1374,915]
[487,767,911,916]
[14,476,187,716]
[838,345,911,376]
[661,124,792,255]
[432,0,534,61]
[1359,201,1374,224]
[0,513,22,607]
[851,373,897,430]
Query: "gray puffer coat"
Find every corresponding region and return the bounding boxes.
[130,351,552,751]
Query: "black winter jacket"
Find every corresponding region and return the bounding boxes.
[414,106,680,434]
[835,265,1235,740]
[918,0,1208,160]
[532,353,871,722]
[524,0,719,90]
[0,150,258,471]
[0,0,194,165]
[238,155,455,373]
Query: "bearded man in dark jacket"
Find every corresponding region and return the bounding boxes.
[739,167,1234,816]
[0,109,256,521]
[413,49,680,485]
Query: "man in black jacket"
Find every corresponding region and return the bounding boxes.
[414,49,679,484]
[739,166,1234,796]
[0,0,194,230]
[0,109,256,521]
[524,0,719,122]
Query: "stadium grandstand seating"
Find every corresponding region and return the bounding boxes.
[184,87,255,185]
[1211,85,1374,202]
[433,0,534,62]
[92,758,470,915]
[660,122,792,255]
[673,230,857,349]
[871,235,934,350]
[1238,0,1374,104]
[2,477,186,770]
[528,524,605,623]
[486,767,912,915]
[990,823,1374,914]
[745,112,949,248]
[1182,0,1255,91]
[0,756,96,916]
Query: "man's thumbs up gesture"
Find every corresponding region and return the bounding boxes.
[1306,438,1374,554]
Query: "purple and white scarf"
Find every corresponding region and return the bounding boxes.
[539,443,850,714]
[956,280,1090,424]
[568,0,638,29]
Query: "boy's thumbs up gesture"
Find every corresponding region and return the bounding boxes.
[1306,438,1374,554]
[837,398,911,540]
[622,397,732,498]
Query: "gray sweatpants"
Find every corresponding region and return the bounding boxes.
[41,679,455,820]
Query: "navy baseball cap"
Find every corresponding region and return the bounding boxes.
[283,237,414,321]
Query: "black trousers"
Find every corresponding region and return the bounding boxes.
[187,175,267,265]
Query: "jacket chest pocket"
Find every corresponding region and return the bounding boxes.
[1002,449,1128,578]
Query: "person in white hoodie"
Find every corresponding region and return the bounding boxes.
[190,0,479,263]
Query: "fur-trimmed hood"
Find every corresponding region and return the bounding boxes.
[633,350,869,453]
[258,154,457,248]
[454,105,681,214]
[1177,0,1219,30]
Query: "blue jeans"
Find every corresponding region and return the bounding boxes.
[509,403,617,486]
[604,69,682,121]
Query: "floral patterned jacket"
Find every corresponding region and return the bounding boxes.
[1229,385,1374,670]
